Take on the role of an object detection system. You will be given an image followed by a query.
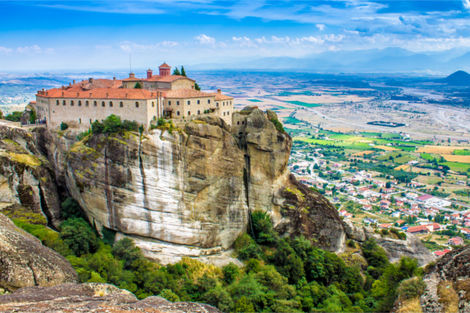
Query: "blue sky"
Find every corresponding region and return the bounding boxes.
[0,0,470,71]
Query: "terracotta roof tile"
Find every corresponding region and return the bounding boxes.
[37,87,158,100]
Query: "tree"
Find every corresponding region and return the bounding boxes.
[29,109,37,124]
[102,114,122,133]
[195,82,201,91]
[60,122,69,130]
[173,67,181,75]
[60,218,98,256]
[5,111,23,122]
[61,197,83,219]
[134,82,142,89]
[181,66,187,77]
[0,109,3,119]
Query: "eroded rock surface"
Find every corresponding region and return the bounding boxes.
[0,213,77,291]
[420,245,470,313]
[0,283,221,313]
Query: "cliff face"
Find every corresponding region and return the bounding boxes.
[37,108,346,263]
[0,213,77,292]
[0,125,62,227]
[420,245,470,313]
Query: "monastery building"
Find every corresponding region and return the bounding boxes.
[34,63,234,129]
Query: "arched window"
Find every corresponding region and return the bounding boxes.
[197,100,200,104]
[208,99,211,104]
[237,121,240,125]
[119,101,123,107]
[176,111,180,116]
[168,101,171,106]
[78,100,81,106]
[187,100,191,105]
[94,101,97,106]
[177,101,180,105]
[188,111,191,115]
[216,102,219,107]
[70,100,74,106]
[86,101,89,106]
[197,110,200,115]
[109,101,113,107]
[63,100,66,105]
[135,102,139,108]
[102,101,105,107]
[79,118,81,124]
[56,100,59,105]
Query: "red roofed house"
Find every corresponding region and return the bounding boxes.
[448,237,464,246]
[34,62,234,130]
[407,225,429,234]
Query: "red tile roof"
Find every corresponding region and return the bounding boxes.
[210,92,233,101]
[407,225,429,233]
[37,87,158,100]
[159,62,171,68]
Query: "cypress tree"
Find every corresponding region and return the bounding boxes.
[173,67,181,75]
[181,66,187,77]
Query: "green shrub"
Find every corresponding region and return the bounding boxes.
[60,217,98,256]
[250,210,278,245]
[5,111,22,122]
[60,122,69,130]
[222,263,240,285]
[397,277,426,301]
[159,289,180,302]
[61,197,83,219]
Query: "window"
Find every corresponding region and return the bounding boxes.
[102,101,105,107]
[197,100,200,104]
[188,111,191,116]
[120,101,123,107]
[135,102,139,108]
[56,100,59,105]
[79,118,81,124]
[152,102,155,107]
[187,100,190,105]
[78,100,82,106]
[216,102,219,107]
[168,100,171,105]
[177,101,180,105]
[63,100,66,106]
[208,99,211,104]
[71,100,74,106]
[176,111,180,116]
[86,101,89,107]
[237,121,240,125]
[94,101,97,107]
[197,110,200,115]
[109,101,113,107]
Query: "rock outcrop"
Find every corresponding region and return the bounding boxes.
[0,125,62,227]
[371,233,435,266]
[0,213,78,292]
[420,245,470,313]
[0,283,222,313]
[35,108,346,263]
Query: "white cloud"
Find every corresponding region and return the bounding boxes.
[316,24,325,31]
[464,0,470,9]
[0,46,12,54]
[195,34,216,45]
[119,41,179,53]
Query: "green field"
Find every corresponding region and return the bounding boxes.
[285,100,321,108]
[283,116,305,125]
[441,161,470,173]
[454,149,470,155]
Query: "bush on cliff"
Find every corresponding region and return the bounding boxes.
[91,114,140,135]
[60,218,99,256]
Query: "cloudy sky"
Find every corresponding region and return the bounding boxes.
[1,0,470,71]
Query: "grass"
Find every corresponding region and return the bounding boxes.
[283,116,305,125]
[293,136,373,150]
[441,161,470,173]
[454,149,470,155]
[0,151,42,167]
[437,281,459,313]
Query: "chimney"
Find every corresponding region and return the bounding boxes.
[147,69,153,79]
[73,80,76,84]
[217,89,221,94]
[129,73,135,78]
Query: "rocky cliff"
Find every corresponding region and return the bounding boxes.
[420,245,470,313]
[0,213,77,292]
[0,283,221,313]
[35,107,345,263]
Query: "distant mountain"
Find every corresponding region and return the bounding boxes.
[444,70,470,86]
[194,48,470,74]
